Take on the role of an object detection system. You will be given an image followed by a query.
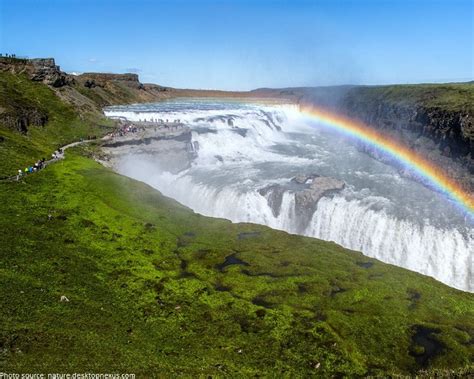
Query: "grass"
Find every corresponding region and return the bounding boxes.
[346,82,474,113]
[0,70,473,376]
[0,150,472,376]
[0,72,114,177]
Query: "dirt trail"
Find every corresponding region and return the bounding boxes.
[0,136,111,182]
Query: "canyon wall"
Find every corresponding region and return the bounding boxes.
[254,84,473,192]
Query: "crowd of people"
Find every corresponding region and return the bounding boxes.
[109,123,143,138]
[16,148,63,181]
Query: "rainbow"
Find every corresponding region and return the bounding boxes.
[296,104,474,218]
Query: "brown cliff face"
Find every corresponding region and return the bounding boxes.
[77,72,143,89]
[0,57,72,87]
[0,57,175,120]
[337,86,473,164]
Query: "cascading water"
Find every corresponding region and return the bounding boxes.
[105,99,473,292]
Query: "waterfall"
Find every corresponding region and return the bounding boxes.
[105,99,474,292]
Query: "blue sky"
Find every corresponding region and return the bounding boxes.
[0,0,472,90]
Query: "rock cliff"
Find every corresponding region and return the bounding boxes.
[0,57,174,133]
[0,57,71,87]
[253,84,474,192]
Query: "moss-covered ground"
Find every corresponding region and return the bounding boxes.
[0,149,472,376]
[0,71,473,376]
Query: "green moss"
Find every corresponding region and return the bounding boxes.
[0,152,472,376]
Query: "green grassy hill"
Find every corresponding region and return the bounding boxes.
[0,71,473,376]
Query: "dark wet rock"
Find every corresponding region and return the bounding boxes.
[294,176,345,229]
[215,253,249,272]
[356,261,374,268]
[258,185,285,217]
[237,231,261,240]
[409,326,444,367]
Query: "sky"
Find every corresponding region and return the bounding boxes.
[0,0,472,90]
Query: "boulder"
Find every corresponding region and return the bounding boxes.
[258,184,285,217]
[294,177,345,227]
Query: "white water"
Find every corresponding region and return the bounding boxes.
[105,99,473,292]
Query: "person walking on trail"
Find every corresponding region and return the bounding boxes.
[17,169,22,181]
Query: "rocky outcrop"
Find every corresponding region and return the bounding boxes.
[29,58,71,87]
[0,109,48,133]
[0,57,71,87]
[335,91,474,191]
[0,57,175,121]
[294,176,345,229]
[259,174,345,230]
[339,94,473,164]
[258,184,285,217]
[77,73,143,90]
